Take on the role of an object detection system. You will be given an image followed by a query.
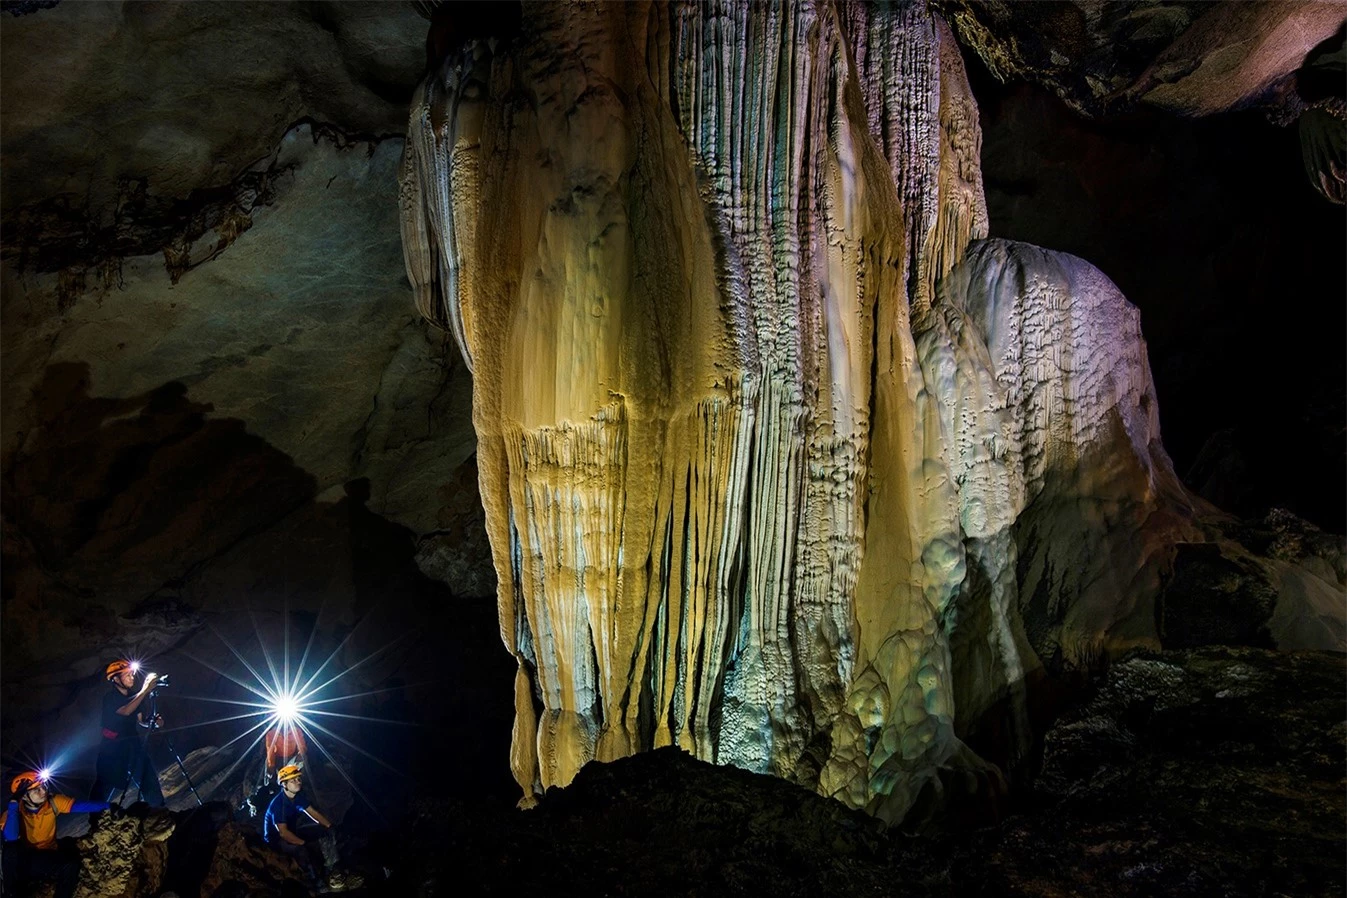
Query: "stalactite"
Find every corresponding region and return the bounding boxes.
[400,0,1202,824]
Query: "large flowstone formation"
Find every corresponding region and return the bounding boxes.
[398,0,1326,823]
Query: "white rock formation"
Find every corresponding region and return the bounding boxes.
[922,238,1206,760]
[399,0,1308,823]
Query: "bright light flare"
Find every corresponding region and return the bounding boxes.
[129,661,141,674]
[271,693,302,725]
[37,768,51,782]
[171,612,419,821]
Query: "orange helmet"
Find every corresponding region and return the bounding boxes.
[105,660,133,681]
[276,764,303,785]
[10,771,45,797]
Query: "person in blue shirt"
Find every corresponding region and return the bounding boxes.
[262,765,362,893]
[3,771,109,898]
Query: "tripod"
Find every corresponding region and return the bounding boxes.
[118,688,204,807]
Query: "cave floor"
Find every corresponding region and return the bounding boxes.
[380,646,1344,898]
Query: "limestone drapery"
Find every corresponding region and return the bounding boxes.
[399,0,1195,823]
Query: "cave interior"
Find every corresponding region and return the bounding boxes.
[0,2,1343,896]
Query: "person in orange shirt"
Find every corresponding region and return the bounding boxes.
[1,771,108,898]
[243,720,310,820]
[263,721,309,783]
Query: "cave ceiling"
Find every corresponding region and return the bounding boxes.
[936,0,1344,118]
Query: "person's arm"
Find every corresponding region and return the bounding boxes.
[66,799,110,814]
[303,806,332,828]
[275,822,306,846]
[1,803,17,842]
[115,673,160,716]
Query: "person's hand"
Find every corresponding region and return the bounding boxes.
[150,714,164,727]
[144,672,161,688]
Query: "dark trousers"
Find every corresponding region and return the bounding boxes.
[266,813,332,883]
[91,738,165,807]
[1,839,80,898]
[272,838,327,885]
[270,818,335,885]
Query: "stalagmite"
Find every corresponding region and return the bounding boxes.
[400,0,1202,823]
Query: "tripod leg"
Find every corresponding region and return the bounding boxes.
[159,731,203,807]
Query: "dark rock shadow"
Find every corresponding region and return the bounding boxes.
[338,476,517,821]
[3,361,319,602]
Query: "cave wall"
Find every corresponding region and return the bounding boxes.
[0,1,510,799]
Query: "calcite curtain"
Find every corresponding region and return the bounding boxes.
[399,0,1194,824]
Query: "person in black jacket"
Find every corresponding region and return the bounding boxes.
[90,660,164,806]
